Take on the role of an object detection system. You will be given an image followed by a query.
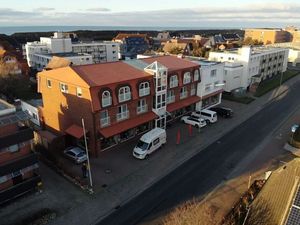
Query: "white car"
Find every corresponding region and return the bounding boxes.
[181,116,207,128]
[64,146,87,164]
[191,109,218,124]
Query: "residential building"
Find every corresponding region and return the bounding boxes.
[267,42,300,66]
[0,46,22,75]
[24,32,119,71]
[20,99,43,127]
[37,55,200,156]
[209,46,288,92]
[162,39,193,55]
[244,28,291,44]
[0,99,40,204]
[112,33,150,59]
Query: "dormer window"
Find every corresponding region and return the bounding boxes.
[194,70,200,81]
[139,82,150,97]
[119,86,131,103]
[183,72,191,84]
[102,90,112,107]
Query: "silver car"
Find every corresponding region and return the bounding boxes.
[64,146,87,164]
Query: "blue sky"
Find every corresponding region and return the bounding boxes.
[0,0,299,27]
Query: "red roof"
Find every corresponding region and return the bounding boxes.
[142,55,199,72]
[99,112,157,138]
[71,61,151,87]
[167,96,201,112]
[114,33,148,40]
[65,124,85,139]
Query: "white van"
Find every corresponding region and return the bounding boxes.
[191,109,218,124]
[133,128,167,159]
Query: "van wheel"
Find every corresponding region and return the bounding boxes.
[206,120,210,125]
[145,154,149,159]
[195,124,199,128]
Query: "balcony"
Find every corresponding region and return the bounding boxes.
[119,93,131,103]
[0,127,33,150]
[180,91,188,99]
[100,117,110,128]
[167,95,175,104]
[102,97,112,107]
[139,88,150,97]
[137,105,148,114]
[117,111,129,121]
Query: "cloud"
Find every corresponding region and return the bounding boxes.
[86,7,111,12]
[35,7,56,11]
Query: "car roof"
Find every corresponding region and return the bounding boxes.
[68,147,84,154]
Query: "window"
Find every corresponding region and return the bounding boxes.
[117,104,129,121]
[118,86,131,102]
[76,87,82,97]
[102,91,112,107]
[194,70,200,81]
[205,83,212,91]
[183,72,191,84]
[167,90,175,104]
[8,144,19,153]
[100,110,110,127]
[59,83,68,93]
[137,99,148,114]
[47,79,52,88]
[153,138,160,145]
[191,84,196,96]
[169,75,178,88]
[139,82,150,97]
[210,69,217,77]
[155,94,166,108]
[180,86,188,99]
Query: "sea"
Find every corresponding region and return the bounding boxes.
[0,26,239,35]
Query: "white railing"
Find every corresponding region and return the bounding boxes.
[117,111,129,121]
[180,91,188,99]
[167,95,175,104]
[169,80,178,88]
[139,87,150,97]
[102,97,112,107]
[137,104,148,114]
[119,93,131,103]
[100,117,110,127]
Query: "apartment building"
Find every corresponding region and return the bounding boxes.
[25,32,119,71]
[113,33,150,59]
[37,56,200,156]
[0,99,40,204]
[209,46,288,91]
[244,28,290,44]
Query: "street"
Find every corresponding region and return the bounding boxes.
[97,80,300,225]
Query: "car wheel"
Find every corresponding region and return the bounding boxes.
[195,124,199,128]
[206,120,210,125]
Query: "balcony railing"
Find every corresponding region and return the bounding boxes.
[119,93,131,103]
[180,92,188,99]
[137,104,148,114]
[102,97,112,107]
[117,111,129,121]
[139,87,150,97]
[100,117,110,128]
[167,95,175,104]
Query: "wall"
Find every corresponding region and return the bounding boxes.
[21,101,40,126]
[224,62,244,92]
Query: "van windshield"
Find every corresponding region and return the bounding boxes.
[136,140,149,151]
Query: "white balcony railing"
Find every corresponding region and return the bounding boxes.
[180,91,188,99]
[139,87,150,97]
[137,104,148,114]
[119,93,131,103]
[169,80,178,88]
[117,111,129,121]
[167,95,175,104]
[102,97,112,107]
[100,117,110,127]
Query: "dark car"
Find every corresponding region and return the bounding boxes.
[211,107,233,118]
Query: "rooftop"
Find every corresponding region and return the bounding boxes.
[36,52,91,58]
[0,99,16,117]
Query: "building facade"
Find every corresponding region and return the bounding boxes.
[0,99,40,204]
[244,28,290,44]
[209,46,288,91]
[37,56,201,156]
[25,32,119,71]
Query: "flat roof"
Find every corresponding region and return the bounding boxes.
[38,52,91,58]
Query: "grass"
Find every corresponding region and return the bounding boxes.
[222,93,255,104]
[254,70,300,97]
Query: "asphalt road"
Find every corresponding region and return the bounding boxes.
[97,80,300,225]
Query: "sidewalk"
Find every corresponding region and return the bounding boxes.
[2,75,300,225]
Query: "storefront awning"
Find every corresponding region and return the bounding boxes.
[167,96,201,112]
[99,112,157,138]
[65,124,85,139]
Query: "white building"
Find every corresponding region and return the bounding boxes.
[209,46,288,92]
[25,32,119,71]
[20,99,43,127]
[223,62,244,93]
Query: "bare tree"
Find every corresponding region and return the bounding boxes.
[244,199,275,225]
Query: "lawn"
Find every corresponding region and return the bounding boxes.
[254,70,300,97]
[222,93,255,104]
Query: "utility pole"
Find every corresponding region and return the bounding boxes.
[82,118,94,194]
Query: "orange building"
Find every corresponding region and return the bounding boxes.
[244,28,290,44]
[38,56,201,156]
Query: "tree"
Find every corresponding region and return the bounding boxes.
[243,37,263,46]
[169,46,185,55]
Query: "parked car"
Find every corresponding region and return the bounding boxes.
[64,146,87,164]
[181,116,207,128]
[133,128,167,160]
[291,124,299,133]
[211,107,233,118]
[191,109,218,124]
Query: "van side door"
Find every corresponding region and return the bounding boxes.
[151,138,160,153]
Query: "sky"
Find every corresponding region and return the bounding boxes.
[0,0,299,28]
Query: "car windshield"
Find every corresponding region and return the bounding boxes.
[136,140,149,151]
[77,152,85,157]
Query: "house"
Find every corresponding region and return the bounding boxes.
[209,46,288,92]
[244,28,291,44]
[37,55,201,156]
[0,47,22,75]
[0,99,40,204]
[112,33,150,59]
[24,32,119,71]
[248,159,300,224]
